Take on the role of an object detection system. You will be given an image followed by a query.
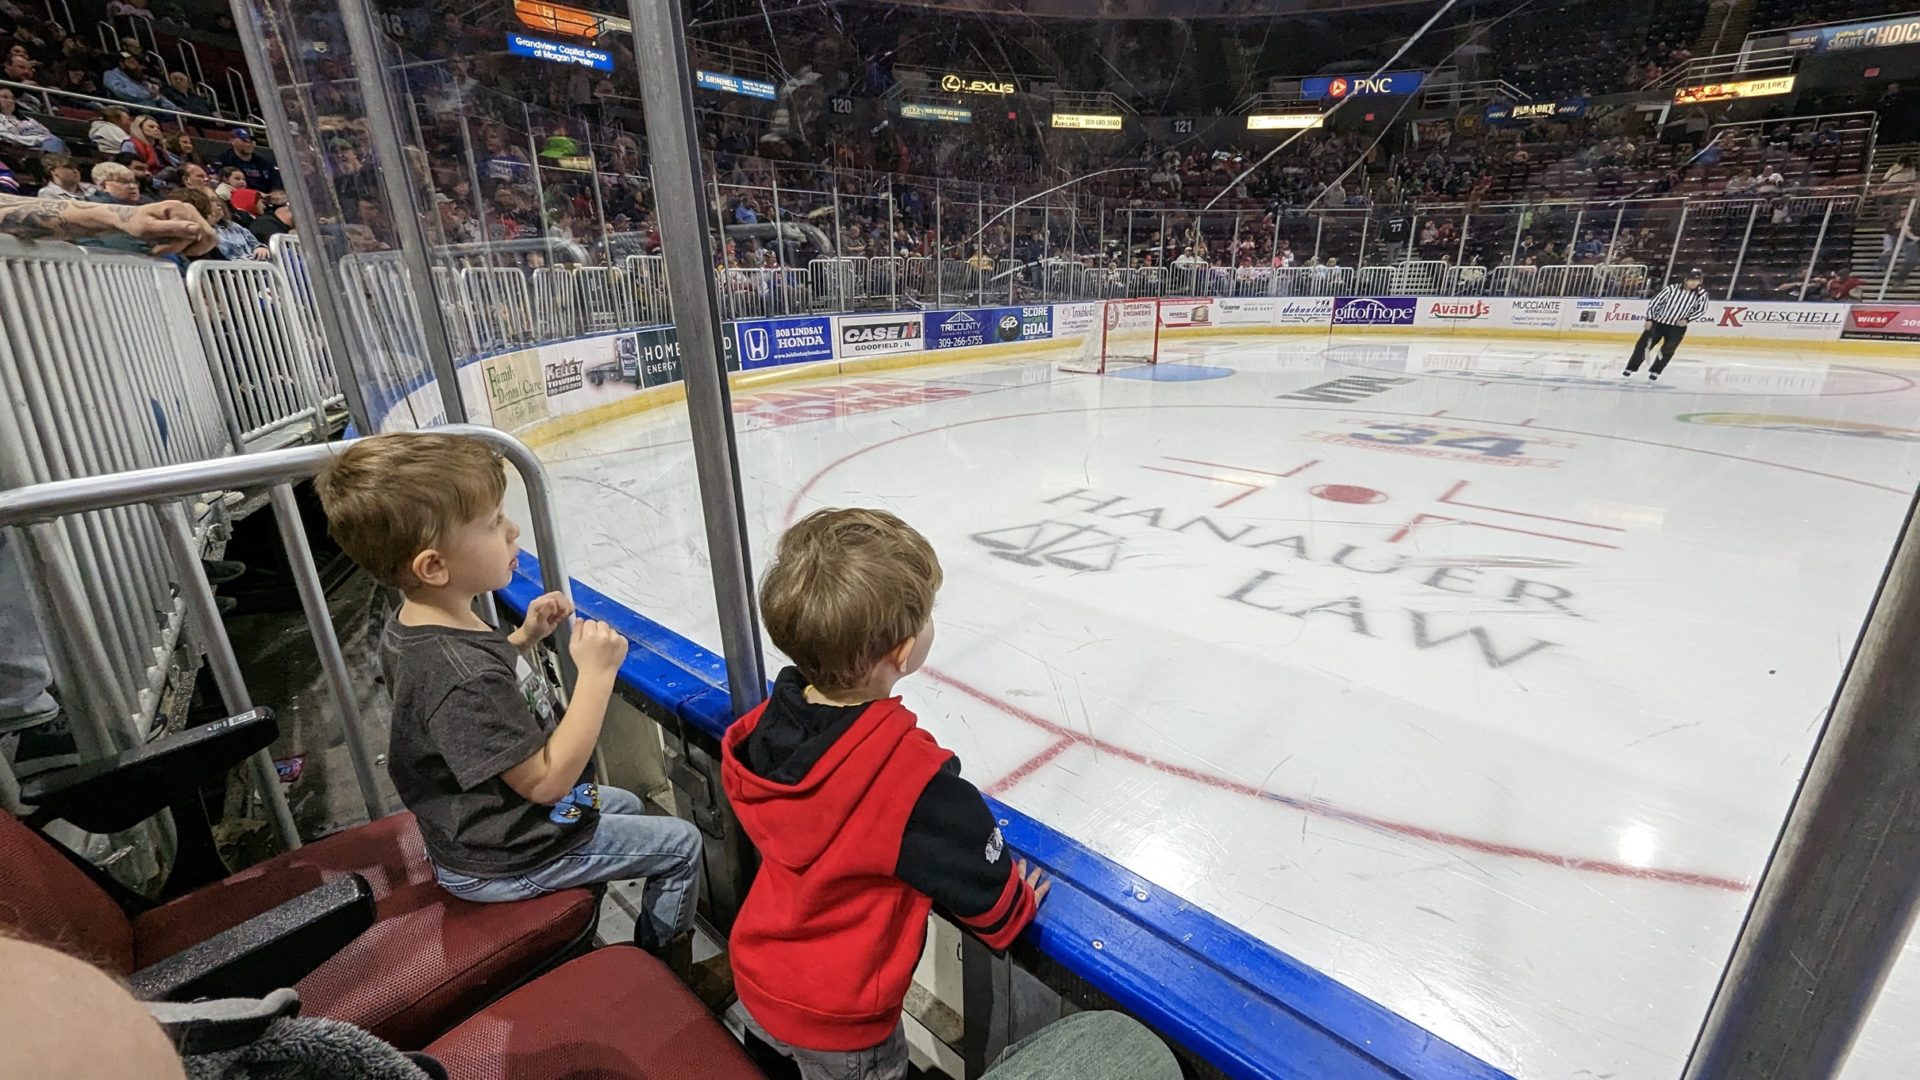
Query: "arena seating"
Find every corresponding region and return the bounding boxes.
[0,710,599,1049]
[423,946,765,1078]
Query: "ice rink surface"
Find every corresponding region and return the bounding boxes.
[516,333,1920,1079]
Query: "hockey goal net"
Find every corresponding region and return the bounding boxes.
[1060,298,1160,374]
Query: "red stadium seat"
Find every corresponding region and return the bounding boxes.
[424,945,765,1079]
[0,810,596,1049]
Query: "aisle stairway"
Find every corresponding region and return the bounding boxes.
[1695,0,1755,58]
[1850,143,1920,303]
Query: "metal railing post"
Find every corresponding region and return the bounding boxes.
[223,0,373,434]
[267,484,388,821]
[335,0,468,423]
[1683,490,1920,1079]
[625,0,767,714]
[1726,201,1761,300]
[1665,203,1692,286]
[1876,197,1917,302]
[156,499,301,849]
[1799,200,1836,302]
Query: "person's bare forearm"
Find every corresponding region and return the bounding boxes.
[0,194,130,242]
[519,667,615,803]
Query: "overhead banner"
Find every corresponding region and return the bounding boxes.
[1051,112,1124,130]
[695,69,778,100]
[506,33,611,70]
[902,103,972,123]
[1786,14,1920,52]
[1302,71,1423,100]
[939,73,1015,95]
[1485,98,1587,124]
[1246,113,1324,130]
[1673,76,1796,105]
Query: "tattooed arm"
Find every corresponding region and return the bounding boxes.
[0,194,217,256]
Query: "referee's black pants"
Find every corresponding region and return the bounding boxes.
[1626,321,1687,375]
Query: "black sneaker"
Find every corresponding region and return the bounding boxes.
[9,713,80,779]
[1621,368,1632,377]
[1648,373,1659,382]
[202,559,247,585]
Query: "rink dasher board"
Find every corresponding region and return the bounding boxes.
[357,295,1900,437]
[499,552,1517,1080]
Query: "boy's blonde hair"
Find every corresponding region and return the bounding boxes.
[314,432,507,590]
[760,508,943,694]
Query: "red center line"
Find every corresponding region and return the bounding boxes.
[934,668,1746,893]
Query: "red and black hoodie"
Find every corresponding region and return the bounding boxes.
[720,668,1039,1052]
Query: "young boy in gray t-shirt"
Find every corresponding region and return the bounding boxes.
[316,432,701,955]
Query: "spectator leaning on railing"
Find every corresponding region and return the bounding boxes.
[0,188,214,255]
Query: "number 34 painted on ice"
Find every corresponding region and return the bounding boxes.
[1345,423,1528,458]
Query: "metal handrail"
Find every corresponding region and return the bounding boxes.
[0,76,254,132]
[0,426,573,839]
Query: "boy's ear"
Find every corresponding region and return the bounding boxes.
[410,546,449,588]
[885,634,917,672]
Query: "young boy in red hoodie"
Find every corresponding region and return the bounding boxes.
[721,508,1048,1079]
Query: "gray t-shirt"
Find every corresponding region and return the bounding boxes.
[379,617,596,875]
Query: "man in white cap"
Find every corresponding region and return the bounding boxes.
[1624,268,1710,382]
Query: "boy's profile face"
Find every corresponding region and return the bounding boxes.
[416,502,521,594]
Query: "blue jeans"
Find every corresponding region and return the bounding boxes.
[743,1015,909,1080]
[432,786,702,946]
[0,530,58,735]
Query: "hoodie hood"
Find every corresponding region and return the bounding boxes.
[722,668,924,869]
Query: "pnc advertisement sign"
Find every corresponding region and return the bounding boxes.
[1302,71,1424,100]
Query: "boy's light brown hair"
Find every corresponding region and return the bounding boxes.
[760,508,943,694]
[314,432,507,590]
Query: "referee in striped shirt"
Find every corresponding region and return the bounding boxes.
[1624,269,1711,381]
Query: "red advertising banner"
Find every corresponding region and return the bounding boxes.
[1843,304,1920,341]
